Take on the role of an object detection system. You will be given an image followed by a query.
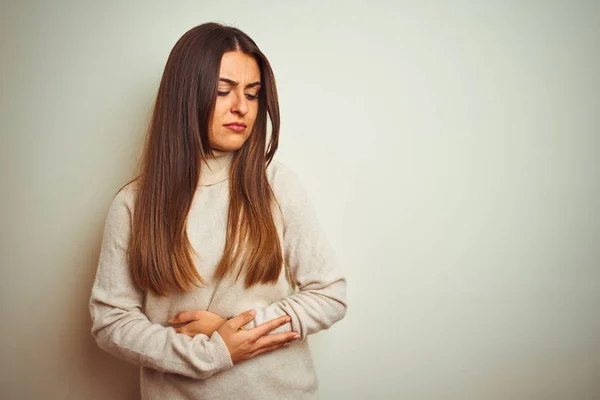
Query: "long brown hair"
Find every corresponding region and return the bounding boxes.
[121,23,282,296]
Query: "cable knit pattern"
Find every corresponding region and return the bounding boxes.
[89,153,347,399]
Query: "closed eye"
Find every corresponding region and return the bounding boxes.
[217,91,259,101]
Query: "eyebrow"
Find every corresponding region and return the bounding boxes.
[219,77,262,88]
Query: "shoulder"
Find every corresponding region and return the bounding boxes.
[266,160,315,216]
[104,180,139,229]
[266,160,307,198]
[112,180,138,210]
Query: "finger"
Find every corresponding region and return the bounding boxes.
[168,311,201,325]
[249,314,291,339]
[248,341,289,359]
[174,326,195,338]
[225,309,257,331]
[254,331,299,348]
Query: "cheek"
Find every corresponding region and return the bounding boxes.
[212,102,228,123]
[210,107,229,137]
[248,104,259,124]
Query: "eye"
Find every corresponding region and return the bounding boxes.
[245,93,259,100]
[217,91,230,96]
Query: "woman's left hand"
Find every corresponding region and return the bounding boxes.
[167,310,227,337]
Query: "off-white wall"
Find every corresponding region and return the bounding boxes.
[1,1,599,399]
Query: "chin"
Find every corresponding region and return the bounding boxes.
[212,134,251,152]
[213,145,242,152]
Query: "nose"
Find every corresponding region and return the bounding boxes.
[231,92,249,116]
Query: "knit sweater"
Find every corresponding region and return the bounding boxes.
[89,150,347,399]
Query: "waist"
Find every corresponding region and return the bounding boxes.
[141,339,318,400]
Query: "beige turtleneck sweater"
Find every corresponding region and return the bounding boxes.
[89,150,347,399]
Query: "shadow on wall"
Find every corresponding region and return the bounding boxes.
[68,217,140,399]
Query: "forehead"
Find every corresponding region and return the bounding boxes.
[218,51,261,83]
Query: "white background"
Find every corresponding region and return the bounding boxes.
[1,1,599,399]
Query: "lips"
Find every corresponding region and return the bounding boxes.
[224,122,247,133]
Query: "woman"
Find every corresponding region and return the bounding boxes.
[89,22,347,399]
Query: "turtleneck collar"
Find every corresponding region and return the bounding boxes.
[198,149,235,187]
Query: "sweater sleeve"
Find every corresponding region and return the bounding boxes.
[89,186,233,379]
[243,165,347,339]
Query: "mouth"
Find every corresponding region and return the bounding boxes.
[224,122,247,133]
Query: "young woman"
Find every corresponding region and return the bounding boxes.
[89,22,347,399]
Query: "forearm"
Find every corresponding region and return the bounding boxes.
[245,277,347,339]
[90,295,233,379]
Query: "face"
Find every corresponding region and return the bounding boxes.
[209,51,261,152]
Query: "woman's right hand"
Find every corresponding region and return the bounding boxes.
[217,310,300,364]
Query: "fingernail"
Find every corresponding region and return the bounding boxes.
[293,334,300,340]
[285,317,291,322]
[249,309,256,316]
[167,319,173,324]
[283,342,290,347]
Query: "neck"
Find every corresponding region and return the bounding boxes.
[198,149,235,187]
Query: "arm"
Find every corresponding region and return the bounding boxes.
[89,186,233,379]
[244,165,348,339]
